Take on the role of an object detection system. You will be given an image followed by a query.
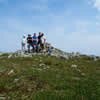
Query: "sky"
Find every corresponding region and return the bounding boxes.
[0,0,100,55]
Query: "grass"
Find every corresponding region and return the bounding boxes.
[0,55,100,100]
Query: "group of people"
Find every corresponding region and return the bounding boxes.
[21,32,51,54]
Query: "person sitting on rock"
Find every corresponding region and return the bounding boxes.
[46,43,52,55]
[32,33,38,52]
[21,35,26,52]
[27,34,33,53]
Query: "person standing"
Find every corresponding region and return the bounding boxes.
[37,32,42,45]
[37,32,43,52]
[41,33,46,50]
[27,34,33,53]
[21,35,26,52]
[32,33,38,52]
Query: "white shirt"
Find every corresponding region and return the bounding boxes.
[22,38,26,44]
[41,36,46,44]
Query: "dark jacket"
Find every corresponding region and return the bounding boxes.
[27,36,32,43]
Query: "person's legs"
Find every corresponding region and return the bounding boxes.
[22,43,25,52]
[36,44,38,53]
[34,45,37,52]
[23,44,26,51]
[23,44,26,52]
[33,41,37,52]
[21,43,23,51]
[37,44,41,52]
[27,43,30,53]
[29,43,34,53]
[37,44,41,53]
[33,45,34,52]
[37,40,40,45]
[41,43,44,50]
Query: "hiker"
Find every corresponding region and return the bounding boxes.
[41,33,46,50]
[32,33,38,52]
[27,34,33,53]
[21,35,26,52]
[37,32,42,45]
[37,32,43,52]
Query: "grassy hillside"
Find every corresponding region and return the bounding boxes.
[0,54,100,100]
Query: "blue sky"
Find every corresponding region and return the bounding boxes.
[0,0,100,55]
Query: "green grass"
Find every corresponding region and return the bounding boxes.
[0,55,100,100]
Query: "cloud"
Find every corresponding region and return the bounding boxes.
[89,0,100,11]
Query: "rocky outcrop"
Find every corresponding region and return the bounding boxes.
[0,46,99,60]
[51,48,81,59]
[11,47,82,59]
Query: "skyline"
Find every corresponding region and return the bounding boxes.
[0,0,100,56]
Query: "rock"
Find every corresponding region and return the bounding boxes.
[59,56,67,60]
[46,66,50,69]
[71,64,78,68]
[81,73,86,76]
[75,52,81,57]
[14,78,19,83]
[90,55,99,61]
[21,54,32,57]
[39,63,46,67]
[27,88,32,92]
[71,52,80,57]
[0,96,6,100]
[72,77,80,81]
[8,45,100,59]
[8,54,12,58]
[32,67,42,71]
[39,59,42,62]
[36,68,43,71]
[76,69,81,73]
[8,69,15,75]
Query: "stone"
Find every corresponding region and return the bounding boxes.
[72,77,80,81]
[71,64,78,68]
[0,96,6,100]
[8,54,12,58]
[14,78,19,83]
[76,69,81,72]
[39,63,46,67]
[8,69,15,75]
[81,73,86,76]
